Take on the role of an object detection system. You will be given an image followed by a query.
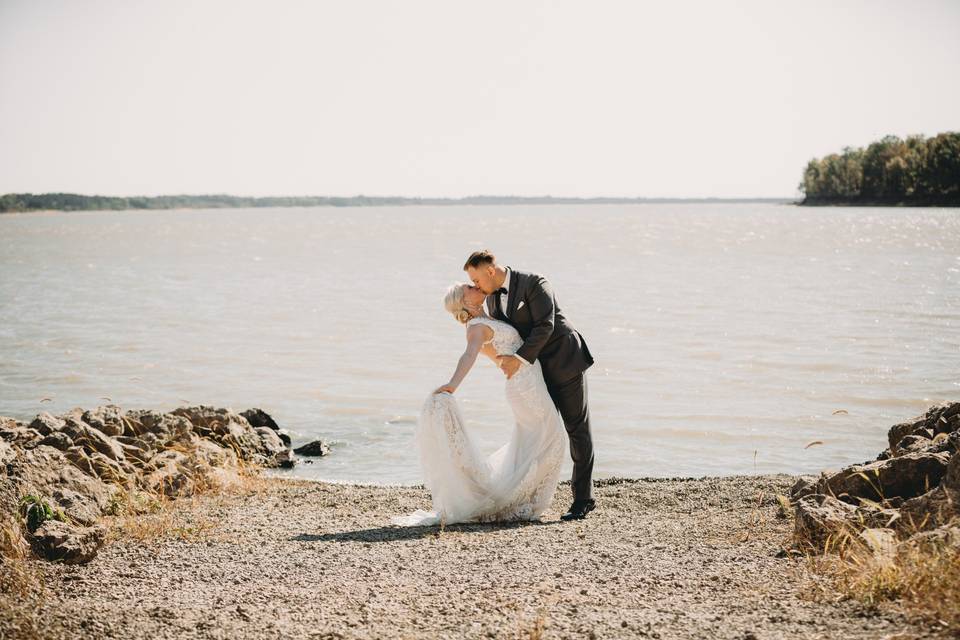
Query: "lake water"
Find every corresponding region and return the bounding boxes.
[1,204,957,485]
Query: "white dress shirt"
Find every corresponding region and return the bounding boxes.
[485,266,511,317]
[485,267,529,366]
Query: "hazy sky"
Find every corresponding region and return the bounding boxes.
[1,1,958,198]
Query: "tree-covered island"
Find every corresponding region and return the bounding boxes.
[799,131,960,206]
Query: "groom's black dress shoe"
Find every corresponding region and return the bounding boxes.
[560,499,596,521]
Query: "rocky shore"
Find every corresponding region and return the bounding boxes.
[1,402,957,639]
[0,405,309,565]
[789,401,960,551]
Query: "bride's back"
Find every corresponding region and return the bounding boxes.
[467,316,523,356]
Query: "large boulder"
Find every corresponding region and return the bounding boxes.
[794,494,859,546]
[73,422,126,462]
[858,527,898,561]
[190,436,239,468]
[6,444,118,514]
[218,420,265,458]
[888,402,960,451]
[123,409,194,441]
[29,519,106,564]
[898,453,960,533]
[2,417,43,449]
[51,487,104,527]
[82,405,126,437]
[171,406,244,438]
[243,408,291,447]
[27,412,65,436]
[821,452,951,502]
[37,430,72,452]
[899,485,958,533]
[241,408,280,431]
[256,427,294,468]
[143,450,193,497]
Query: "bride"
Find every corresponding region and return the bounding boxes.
[390,282,568,526]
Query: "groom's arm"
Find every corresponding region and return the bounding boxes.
[515,276,555,365]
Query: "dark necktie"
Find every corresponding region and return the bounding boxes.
[493,287,507,296]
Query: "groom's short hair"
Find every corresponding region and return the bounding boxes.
[463,250,496,270]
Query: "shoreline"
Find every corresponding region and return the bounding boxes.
[18,473,941,639]
[3,402,956,638]
[260,471,803,489]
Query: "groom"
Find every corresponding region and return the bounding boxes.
[463,250,596,521]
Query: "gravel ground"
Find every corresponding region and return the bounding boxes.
[22,474,942,639]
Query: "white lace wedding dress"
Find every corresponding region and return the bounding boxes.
[391,316,567,526]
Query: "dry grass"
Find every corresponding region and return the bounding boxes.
[0,436,277,639]
[104,448,273,545]
[523,606,547,639]
[788,462,960,632]
[799,515,960,633]
[0,514,48,640]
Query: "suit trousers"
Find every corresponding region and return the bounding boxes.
[545,372,594,502]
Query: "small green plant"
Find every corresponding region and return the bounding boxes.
[17,494,66,534]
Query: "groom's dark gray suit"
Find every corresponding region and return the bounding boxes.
[488,267,595,502]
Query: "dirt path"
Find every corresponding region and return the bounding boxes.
[25,475,938,639]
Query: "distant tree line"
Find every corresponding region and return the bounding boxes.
[800,131,960,205]
[0,193,791,213]
[0,193,418,212]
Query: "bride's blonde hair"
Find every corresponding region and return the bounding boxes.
[444,282,472,324]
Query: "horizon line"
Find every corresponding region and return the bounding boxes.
[2,191,797,201]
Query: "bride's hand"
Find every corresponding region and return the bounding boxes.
[434,384,457,395]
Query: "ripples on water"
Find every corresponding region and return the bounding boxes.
[1,204,957,484]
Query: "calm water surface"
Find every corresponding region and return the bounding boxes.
[1,204,957,484]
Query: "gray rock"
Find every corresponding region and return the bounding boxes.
[854,501,902,529]
[219,419,266,460]
[6,444,118,514]
[945,450,960,493]
[255,427,286,453]
[294,439,330,457]
[240,408,280,431]
[788,476,818,500]
[858,527,897,559]
[28,412,65,436]
[51,487,103,527]
[794,494,858,546]
[82,405,126,437]
[821,451,951,502]
[144,450,192,497]
[63,445,97,477]
[899,485,958,533]
[894,434,934,455]
[38,430,73,452]
[1,416,42,448]
[897,525,960,559]
[270,447,295,468]
[29,519,106,564]
[888,402,960,451]
[0,438,15,466]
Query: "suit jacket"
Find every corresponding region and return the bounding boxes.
[487,267,594,386]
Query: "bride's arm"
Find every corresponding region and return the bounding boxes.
[434,324,491,394]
